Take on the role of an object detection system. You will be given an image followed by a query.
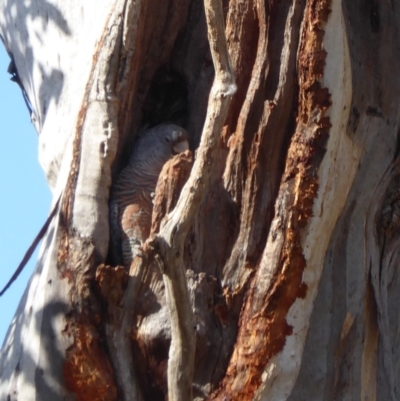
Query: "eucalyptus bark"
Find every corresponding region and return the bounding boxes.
[1,0,400,401]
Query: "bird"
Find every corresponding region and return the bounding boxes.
[109,124,189,267]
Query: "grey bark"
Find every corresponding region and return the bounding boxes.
[1,0,400,400]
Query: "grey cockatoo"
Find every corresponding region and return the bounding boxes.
[109,124,189,267]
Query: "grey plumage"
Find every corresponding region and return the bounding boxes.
[109,124,189,267]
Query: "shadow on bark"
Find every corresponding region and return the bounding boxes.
[0,0,70,128]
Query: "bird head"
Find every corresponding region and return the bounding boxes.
[130,124,190,173]
[163,125,190,155]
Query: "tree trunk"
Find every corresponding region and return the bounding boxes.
[1,0,399,400]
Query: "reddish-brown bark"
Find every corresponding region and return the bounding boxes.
[3,0,397,399]
[210,0,332,399]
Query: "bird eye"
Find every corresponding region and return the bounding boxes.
[165,136,171,143]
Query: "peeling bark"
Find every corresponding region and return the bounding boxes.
[2,0,400,400]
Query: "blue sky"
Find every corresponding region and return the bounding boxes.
[0,47,51,344]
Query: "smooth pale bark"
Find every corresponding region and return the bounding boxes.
[0,1,120,399]
[2,0,400,400]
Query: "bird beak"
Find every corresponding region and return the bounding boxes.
[173,139,189,154]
